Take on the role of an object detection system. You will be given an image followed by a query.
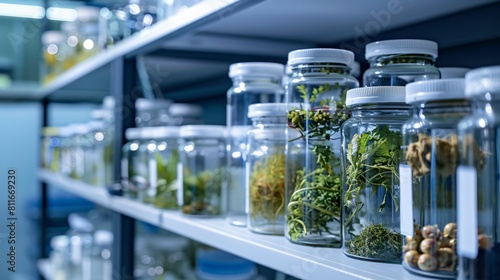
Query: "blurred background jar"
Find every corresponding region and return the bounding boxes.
[125,0,157,34]
[135,98,172,127]
[91,230,113,280]
[49,235,71,280]
[75,6,104,63]
[41,30,67,84]
[179,125,227,216]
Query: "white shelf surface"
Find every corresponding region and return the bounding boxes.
[37,259,52,280]
[39,170,430,280]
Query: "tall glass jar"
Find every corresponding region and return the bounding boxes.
[179,125,227,216]
[227,62,285,226]
[341,86,410,262]
[227,126,250,226]
[457,66,500,280]
[247,103,297,235]
[363,39,440,86]
[144,127,180,209]
[400,79,469,277]
[285,48,358,246]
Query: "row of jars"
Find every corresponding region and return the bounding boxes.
[41,1,203,83]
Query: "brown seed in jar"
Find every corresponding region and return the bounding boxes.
[404,250,420,267]
[422,225,441,239]
[420,238,439,254]
[418,254,438,271]
[443,223,457,239]
[437,248,454,268]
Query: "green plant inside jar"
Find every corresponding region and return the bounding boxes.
[182,168,223,215]
[344,125,402,260]
[145,151,179,209]
[286,82,350,242]
[250,152,286,225]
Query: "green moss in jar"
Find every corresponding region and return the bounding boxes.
[182,169,223,215]
[154,150,179,209]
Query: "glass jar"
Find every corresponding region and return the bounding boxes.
[91,230,113,280]
[168,103,203,125]
[457,66,500,280]
[143,127,180,209]
[50,235,71,280]
[67,213,94,280]
[227,62,284,226]
[246,103,296,235]
[438,67,470,79]
[135,98,172,127]
[285,48,358,247]
[90,108,115,187]
[341,86,410,262]
[59,126,74,177]
[122,127,145,198]
[399,79,469,277]
[179,125,226,216]
[69,124,89,181]
[227,126,251,226]
[60,22,79,70]
[41,30,67,84]
[75,6,103,62]
[363,39,440,86]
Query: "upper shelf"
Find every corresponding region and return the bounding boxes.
[39,169,431,280]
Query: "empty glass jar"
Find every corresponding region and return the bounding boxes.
[363,39,440,86]
[285,48,358,247]
[400,79,469,277]
[341,86,410,262]
[457,66,500,280]
[179,125,227,216]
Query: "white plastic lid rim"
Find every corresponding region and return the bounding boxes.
[229,62,285,79]
[365,39,438,60]
[406,78,465,104]
[179,125,226,138]
[247,103,301,118]
[465,65,500,97]
[288,48,354,66]
[151,126,181,139]
[438,67,470,79]
[136,98,173,111]
[346,86,406,107]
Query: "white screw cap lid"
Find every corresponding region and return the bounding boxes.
[406,79,465,104]
[229,62,285,79]
[465,65,500,97]
[179,125,226,138]
[136,98,172,111]
[151,126,180,139]
[438,67,470,79]
[288,48,354,66]
[365,39,438,60]
[247,103,294,118]
[346,86,406,107]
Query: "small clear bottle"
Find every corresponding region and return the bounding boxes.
[227,62,285,226]
[457,66,500,280]
[363,39,440,86]
[400,79,469,277]
[144,126,180,209]
[341,86,410,262]
[50,235,71,280]
[135,98,172,127]
[246,103,297,235]
[179,125,227,216]
[285,48,358,247]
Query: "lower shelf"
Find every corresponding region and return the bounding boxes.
[38,170,428,280]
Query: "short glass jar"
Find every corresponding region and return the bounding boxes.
[341,86,410,262]
[135,98,172,127]
[143,126,180,209]
[285,48,358,247]
[457,66,500,280]
[179,125,227,216]
[400,79,469,277]
[247,103,297,235]
[363,39,440,86]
